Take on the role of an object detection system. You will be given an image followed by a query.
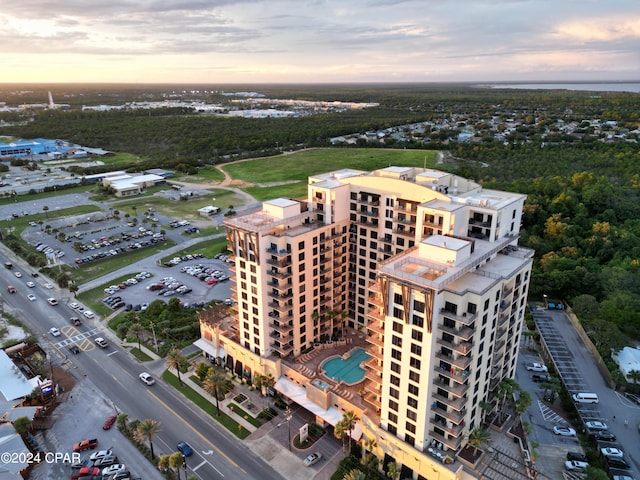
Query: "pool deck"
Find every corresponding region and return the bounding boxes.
[282,327,371,405]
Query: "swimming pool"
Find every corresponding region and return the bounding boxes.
[321,348,370,385]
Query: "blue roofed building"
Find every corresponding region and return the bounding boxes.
[0,138,80,159]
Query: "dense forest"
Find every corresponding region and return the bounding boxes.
[2,83,640,369]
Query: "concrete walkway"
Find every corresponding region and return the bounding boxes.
[121,341,340,479]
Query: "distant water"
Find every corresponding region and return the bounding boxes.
[480,83,640,93]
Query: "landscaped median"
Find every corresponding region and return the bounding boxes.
[162,370,255,438]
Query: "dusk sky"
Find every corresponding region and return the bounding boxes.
[2,0,639,84]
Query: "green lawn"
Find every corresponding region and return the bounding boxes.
[225,147,439,201]
[105,188,243,223]
[162,370,251,439]
[174,165,225,183]
[159,236,228,265]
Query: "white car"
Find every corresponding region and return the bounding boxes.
[69,302,79,309]
[303,452,322,467]
[89,449,113,461]
[27,294,36,301]
[601,447,624,458]
[585,421,608,431]
[47,298,59,306]
[26,281,36,288]
[49,327,61,337]
[565,460,588,472]
[44,283,54,289]
[553,426,577,436]
[83,310,95,319]
[14,271,22,278]
[139,372,155,386]
[526,362,548,372]
[95,337,108,348]
[102,464,127,476]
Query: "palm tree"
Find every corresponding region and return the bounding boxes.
[116,413,129,433]
[166,348,187,386]
[42,205,49,218]
[467,427,491,455]
[135,418,162,459]
[327,310,336,339]
[12,416,32,437]
[479,400,494,426]
[339,309,348,339]
[496,378,518,422]
[386,461,400,480]
[627,369,640,385]
[344,469,366,480]
[334,410,359,452]
[168,452,185,476]
[514,391,532,424]
[128,322,144,353]
[203,370,231,416]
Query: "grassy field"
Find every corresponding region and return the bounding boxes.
[225,148,439,201]
[173,165,225,183]
[159,236,229,265]
[104,188,242,223]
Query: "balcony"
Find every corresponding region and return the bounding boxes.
[267,301,291,313]
[393,227,415,237]
[394,202,418,213]
[438,323,474,341]
[431,392,466,411]
[396,215,416,226]
[362,389,381,411]
[439,309,476,326]
[429,429,462,451]
[368,293,384,308]
[270,341,294,356]
[468,218,492,228]
[364,356,383,374]
[367,333,384,348]
[269,268,292,280]
[435,351,472,370]
[367,320,384,335]
[431,404,467,425]
[355,197,380,206]
[433,365,470,384]
[266,257,291,267]
[270,321,293,337]
[434,377,469,398]
[367,307,384,321]
[436,337,473,356]
[365,370,382,385]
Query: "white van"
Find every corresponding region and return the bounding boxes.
[572,392,599,404]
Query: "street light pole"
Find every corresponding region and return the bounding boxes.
[285,407,292,451]
[151,322,159,353]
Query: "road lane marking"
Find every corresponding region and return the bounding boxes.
[193,460,208,471]
[148,390,237,473]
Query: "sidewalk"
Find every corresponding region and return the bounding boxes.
[122,342,340,479]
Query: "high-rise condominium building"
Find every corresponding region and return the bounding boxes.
[204,166,533,479]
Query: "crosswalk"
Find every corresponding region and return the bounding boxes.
[54,326,102,352]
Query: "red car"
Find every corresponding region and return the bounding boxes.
[102,414,117,430]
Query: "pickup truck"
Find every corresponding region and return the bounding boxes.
[73,438,99,452]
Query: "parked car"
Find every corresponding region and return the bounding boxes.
[566,452,587,462]
[585,421,608,431]
[103,414,117,430]
[601,447,624,458]
[526,362,548,372]
[604,456,631,469]
[593,431,616,441]
[49,327,61,337]
[27,294,36,301]
[303,452,322,467]
[47,297,59,306]
[565,460,589,472]
[553,426,577,436]
[532,373,550,383]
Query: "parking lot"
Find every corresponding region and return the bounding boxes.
[95,254,234,312]
[525,307,640,479]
